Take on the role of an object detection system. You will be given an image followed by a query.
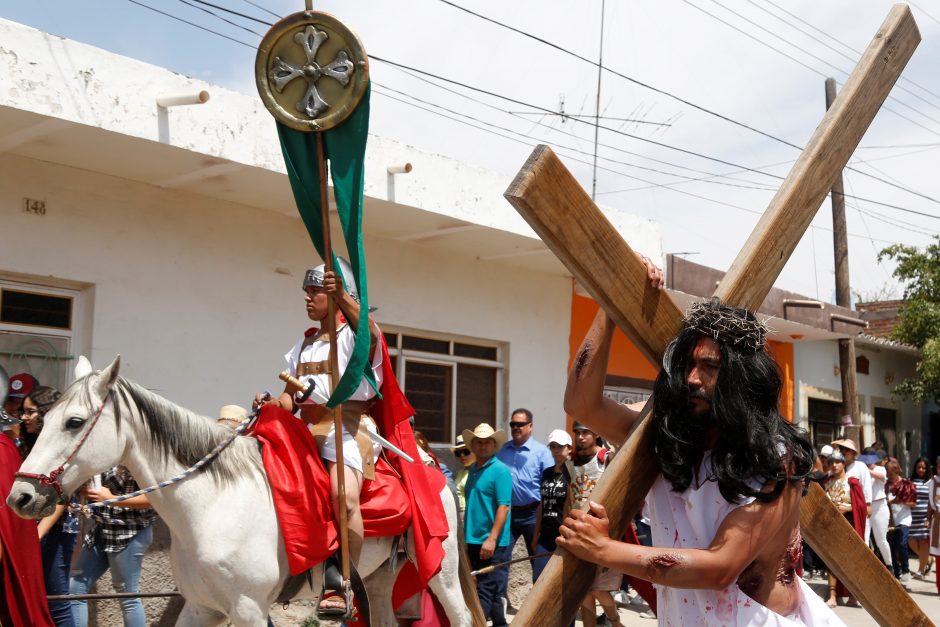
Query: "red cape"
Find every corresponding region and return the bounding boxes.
[372,337,449,605]
[0,436,54,627]
[252,406,339,574]
[835,476,867,598]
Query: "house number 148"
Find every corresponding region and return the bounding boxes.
[23,198,46,215]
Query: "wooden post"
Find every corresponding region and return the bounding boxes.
[316,134,350,588]
[506,6,924,626]
[826,77,862,444]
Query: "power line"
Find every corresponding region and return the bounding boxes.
[390,65,773,187]
[374,81,778,193]
[125,0,257,49]
[186,0,272,26]
[762,0,940,105]
[373,84,928,247]
[748,0,940,112]
[177,0,265,38]
[682,0,940,138]
[432,0,940,214]
[238,0,281,21]
[124,0,940,223]
[433,0,801,149]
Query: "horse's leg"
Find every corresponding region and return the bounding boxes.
[423,486,478,627]
[228,596,274,627]
[363,560,401,627]
[174,602,227,627]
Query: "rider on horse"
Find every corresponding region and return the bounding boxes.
[257,258,383,612]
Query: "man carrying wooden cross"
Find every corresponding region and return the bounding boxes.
[558,296,843,625]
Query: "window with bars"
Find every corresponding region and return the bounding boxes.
[385,331,503,445]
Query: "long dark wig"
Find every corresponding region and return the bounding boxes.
[651,310,815,504]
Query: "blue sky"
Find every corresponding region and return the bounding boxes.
[3,0,940,302]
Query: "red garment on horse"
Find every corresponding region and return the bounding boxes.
[252,405,338,575]
[0,436,54,627]
[835,476,867,599]
[251,406,414,575]
[372,338,449,603]
[624,522,657,616]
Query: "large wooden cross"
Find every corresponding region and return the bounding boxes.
[504,5,931,626]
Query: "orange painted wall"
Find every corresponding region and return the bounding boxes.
[569,294,659,380]
[767,339,794,422]
[569,292,795,422]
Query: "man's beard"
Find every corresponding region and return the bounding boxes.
[677,394,717,445]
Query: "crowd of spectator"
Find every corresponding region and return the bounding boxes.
[814,438,940,605]
[458,410,654,625]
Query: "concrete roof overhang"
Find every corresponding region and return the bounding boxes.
[0,106,569,277]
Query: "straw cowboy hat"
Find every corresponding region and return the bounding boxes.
[462,423,506,448]
[218,404,248,423]
[831,438,858,454]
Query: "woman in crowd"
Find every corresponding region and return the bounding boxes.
[928,456,940,595]
[451,435,475,513]
[531,429,573,582]
[886,458,916,583]
[69,466,156,627]
[824,450,865,607]
[910,457,933,579]
[23,386,79,627]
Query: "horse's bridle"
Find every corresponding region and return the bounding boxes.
[15,396,109,498]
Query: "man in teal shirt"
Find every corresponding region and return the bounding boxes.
[463,422,512,627]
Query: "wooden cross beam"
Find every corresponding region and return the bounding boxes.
[504,5,930,626]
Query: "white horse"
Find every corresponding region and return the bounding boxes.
[8,356,483,627]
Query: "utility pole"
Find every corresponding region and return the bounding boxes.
[826,77,861,445]
[591,0,606,200]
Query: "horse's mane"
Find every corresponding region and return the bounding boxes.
[80,376,263,486]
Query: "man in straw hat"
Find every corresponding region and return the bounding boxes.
[463,422,512,626]
[559,297,840,624]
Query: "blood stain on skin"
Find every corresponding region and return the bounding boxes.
[646,552,684,579]
[574,342,593,380]
[737,561,763,597]
[775,531,801,586]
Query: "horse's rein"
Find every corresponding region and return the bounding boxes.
[73,410,257,522]
[16,392,257,520]
[15,397,109,498]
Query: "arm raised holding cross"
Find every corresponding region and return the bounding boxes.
[563,257,662,445]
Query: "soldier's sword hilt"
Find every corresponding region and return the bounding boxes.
[278,371,316,403]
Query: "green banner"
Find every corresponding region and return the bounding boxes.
[276,84,377,407]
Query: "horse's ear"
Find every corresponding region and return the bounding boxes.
[93,355,121,397]
[75,356,93,379]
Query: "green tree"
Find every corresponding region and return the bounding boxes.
[878,236,940,403]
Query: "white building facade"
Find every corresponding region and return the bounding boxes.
[793,337,923,470]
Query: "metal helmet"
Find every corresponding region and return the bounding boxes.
[303,256,359,302]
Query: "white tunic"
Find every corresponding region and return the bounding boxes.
[646,452,844,626]
[844,460,873,503]
[284,323,384,472]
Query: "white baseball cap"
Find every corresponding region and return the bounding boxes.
[547,429,572,448]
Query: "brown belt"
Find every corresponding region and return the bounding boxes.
[296,360,329,376]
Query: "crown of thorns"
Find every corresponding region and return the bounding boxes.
[683,298,768,351]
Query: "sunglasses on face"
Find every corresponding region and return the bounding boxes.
[509,421,531,429]
[455,449,471,457]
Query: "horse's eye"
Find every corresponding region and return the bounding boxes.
[65,417,85,430]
